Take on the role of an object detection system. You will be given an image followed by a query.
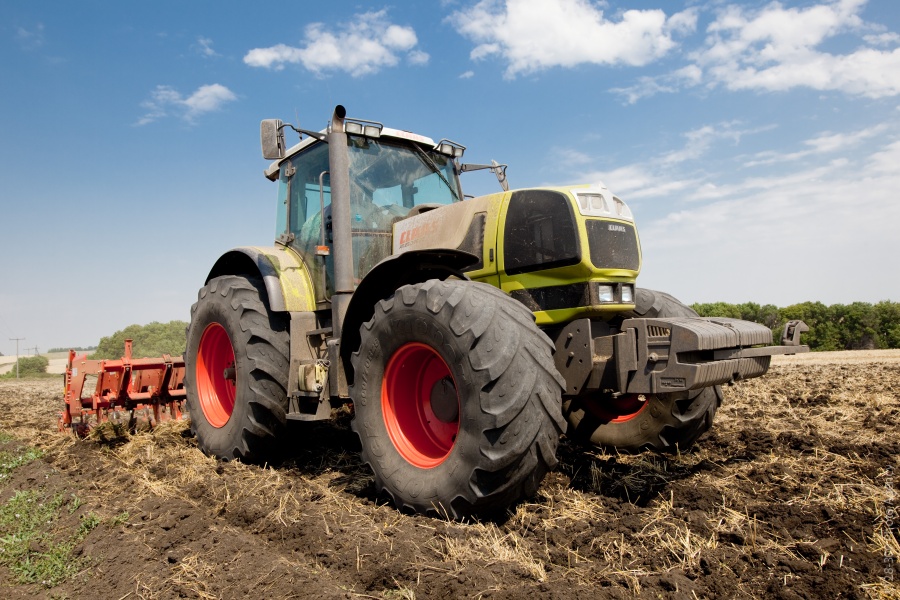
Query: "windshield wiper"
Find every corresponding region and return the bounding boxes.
[410,144,461,202]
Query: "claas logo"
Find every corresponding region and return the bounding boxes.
[399,220,440,246]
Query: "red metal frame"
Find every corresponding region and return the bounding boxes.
[60,339,185,436]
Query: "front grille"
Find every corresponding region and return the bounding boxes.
[503,190,580,275]
[647,325,671,338]
[510,283,590,312]
[586,220,640,271]
[511,281,633,312]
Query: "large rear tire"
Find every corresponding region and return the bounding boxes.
[563,288,723,453]
[184,275,291,462]
[350,279,566,518]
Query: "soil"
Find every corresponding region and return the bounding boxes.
[0,351,897,599]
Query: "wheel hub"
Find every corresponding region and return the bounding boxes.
[195,323,237,429]
[592,393,649,423]
[430,377,459,423]
[382,343,460,468]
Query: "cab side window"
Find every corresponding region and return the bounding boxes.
[275,142,331,242]
[275,142,333,295]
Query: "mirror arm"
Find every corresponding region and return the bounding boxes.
[284,123,327,142]
[459,161,509,192]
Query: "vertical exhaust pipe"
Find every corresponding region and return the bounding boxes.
[327,105,353,340]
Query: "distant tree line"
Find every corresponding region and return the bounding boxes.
[90,321,187,360]
[691,300,900,351]
[47,346,96,353]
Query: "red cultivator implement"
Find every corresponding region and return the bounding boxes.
[60,339,186,436]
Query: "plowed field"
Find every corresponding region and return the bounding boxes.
[0,351,897,599]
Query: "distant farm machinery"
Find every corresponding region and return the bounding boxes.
[60,340,185,436]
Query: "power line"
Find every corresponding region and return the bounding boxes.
[9,338,24,380]
[0,311,16,339]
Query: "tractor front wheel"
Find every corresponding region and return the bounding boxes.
[563,288,723,453]
[350,279,566,518]
[184,275,290,462]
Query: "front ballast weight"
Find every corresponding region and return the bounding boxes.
[554,316,810,397]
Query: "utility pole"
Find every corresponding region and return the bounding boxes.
[9,338,24,380]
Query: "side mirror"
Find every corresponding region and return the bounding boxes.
[260,119,286,160]
[491,160,509,192]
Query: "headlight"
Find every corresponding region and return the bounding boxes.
[597,284,615,303]
[621,284,634,303]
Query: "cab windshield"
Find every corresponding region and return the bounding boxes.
[277,136,462,295]
[348,135,461,207]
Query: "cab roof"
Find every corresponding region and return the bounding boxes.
[264,126,438,181]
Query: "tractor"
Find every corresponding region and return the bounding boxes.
[183,105,807,518]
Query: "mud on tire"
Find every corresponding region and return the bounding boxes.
[350,279,566,518]
[184,275,290,462]
[563,288,723,454]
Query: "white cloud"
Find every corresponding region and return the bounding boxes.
[634,146,900,305]
[612,1,900,102]
[136,83,237,125]
[744,125,886,166]
[195,37,219,58]
[661,122,773,166]
[864,31,900,46]
[561,121,900,305]
[408,49,430,66]
[572,122,770,198]
[611,65,702,104]
[448,0,697,78]
[15,23,45,50]
[459,70,475,79]
[243,44,302,70]
[243,10,426,76]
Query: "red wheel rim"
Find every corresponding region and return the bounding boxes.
[596,394,648,423]
[382,342,460,468]
[196,323,236,428]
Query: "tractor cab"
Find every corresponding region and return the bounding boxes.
[263,122,464,295]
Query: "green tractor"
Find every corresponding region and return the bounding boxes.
[184,105,807,517]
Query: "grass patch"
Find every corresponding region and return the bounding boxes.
[0,445,43,481]
[0,372,58,380]
[0,431,15,443]
[0,491,100,587]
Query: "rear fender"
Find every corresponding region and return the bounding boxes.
[206,246,316,312]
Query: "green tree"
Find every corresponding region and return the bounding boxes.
[90,321,187,359]
[0,355,49,379]
[874,301,900,349]
[691,302,743,319]
[834,302,881,350]
[778,301,843,351]
[691,298,900,351]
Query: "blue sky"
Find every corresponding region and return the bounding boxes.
[1,0,899,354]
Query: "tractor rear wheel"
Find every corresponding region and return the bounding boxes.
[350,279,566,518]
[563,288,723,453]
[184,275,291,462]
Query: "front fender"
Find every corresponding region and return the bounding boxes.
[206,246,316,313]
[340,248,478,384]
